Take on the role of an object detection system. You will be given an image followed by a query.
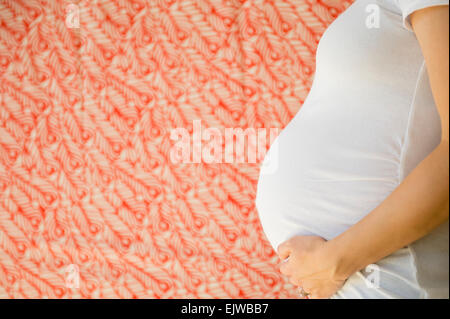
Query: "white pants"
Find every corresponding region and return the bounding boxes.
[331,247,425,299]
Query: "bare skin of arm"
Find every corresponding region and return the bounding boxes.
[278,5,449,299]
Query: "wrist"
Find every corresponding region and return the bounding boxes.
[323,237,361,280]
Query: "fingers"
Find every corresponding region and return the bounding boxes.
[289,277,297,286]
[277,241,291,260]
[279,261,291,275]
[302,281,314,294]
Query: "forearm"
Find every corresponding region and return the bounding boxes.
[326,141,449,279]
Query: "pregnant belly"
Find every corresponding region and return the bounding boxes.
[256,174,397,250]
[255,103,402,251]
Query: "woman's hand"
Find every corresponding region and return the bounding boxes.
[277,235,348,299]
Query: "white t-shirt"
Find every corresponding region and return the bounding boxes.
[256,0,449,298]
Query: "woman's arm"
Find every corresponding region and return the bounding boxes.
[327,5,449,279]
[278,5,449,299]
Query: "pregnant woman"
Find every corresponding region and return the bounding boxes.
[256,0,449,299]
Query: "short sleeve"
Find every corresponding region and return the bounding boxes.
[396,0,449,31]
